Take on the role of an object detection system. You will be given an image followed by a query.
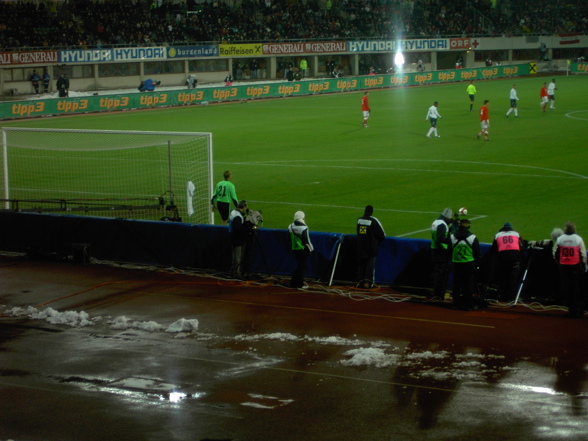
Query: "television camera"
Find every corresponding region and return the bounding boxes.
[449,207,468,233]
[241,208,267,277]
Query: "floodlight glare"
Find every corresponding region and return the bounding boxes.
[394,52,405,67]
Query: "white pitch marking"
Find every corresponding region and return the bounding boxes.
[565,110,588,121]
[221,159,588,180]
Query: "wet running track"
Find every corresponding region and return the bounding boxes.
[0,255,587,441]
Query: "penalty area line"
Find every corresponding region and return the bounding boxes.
[565,110,588,121]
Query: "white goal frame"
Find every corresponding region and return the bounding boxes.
[1,127,214,224]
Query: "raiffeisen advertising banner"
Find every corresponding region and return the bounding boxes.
[219,44,263,57]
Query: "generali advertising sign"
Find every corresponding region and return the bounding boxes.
[262,41,347,55]
[0,50,58,65]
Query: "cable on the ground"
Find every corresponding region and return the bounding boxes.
[0,257,573,319]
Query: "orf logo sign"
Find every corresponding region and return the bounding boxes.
[450,38,470,50]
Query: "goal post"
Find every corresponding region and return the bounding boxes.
[0,127,214,224]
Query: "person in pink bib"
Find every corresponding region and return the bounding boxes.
[553,222,587,318]
[490,222,525,301]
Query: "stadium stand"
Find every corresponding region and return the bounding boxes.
[0,0,587,50]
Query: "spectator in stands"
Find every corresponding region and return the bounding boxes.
[56,73,69,97]
[138,79,160,92]
[1,0,587,50]
[250,59,259,79]
[30,70,40,94]
[42,70,50,93]
[186,74,197,89]
[299,58,308,78]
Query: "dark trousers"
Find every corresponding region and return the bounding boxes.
[431,250,451,296]
[290,249,308,288]
[494,255,521,300]
[357,256,376,287]
[559,264,584,317]
[231,245,243,278]
[452,261,477,309]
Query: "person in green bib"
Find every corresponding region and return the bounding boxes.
[431,208,454,298]
[288,211,314,289]
[450,218,481,310]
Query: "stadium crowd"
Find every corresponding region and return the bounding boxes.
[0,0,587,50]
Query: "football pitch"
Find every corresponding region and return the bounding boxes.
[2,74,587,244]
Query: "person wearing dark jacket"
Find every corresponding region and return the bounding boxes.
[489,222,525,301]
[229,200,248,279]
[430,208,454,297]
[288,211,314,289]
[42,70,50,93]
[553,221,587,318]
[30,70,40,94]
[356,205,386,288]
[450,218,481,310]
[56,74,69,97]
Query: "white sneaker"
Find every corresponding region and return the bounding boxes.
[426,135,430,138]
[435,135,441,138]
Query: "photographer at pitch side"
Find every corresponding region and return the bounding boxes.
[356,205,385,289]
[450,218,481,311]
[430,208,454,298]
[553,221,587,318]
[288,211,314,289]
[229,200,248,279]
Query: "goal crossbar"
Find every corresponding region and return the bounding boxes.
[1,127,214,224]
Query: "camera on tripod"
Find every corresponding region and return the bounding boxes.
[244,208,263,233]
[240,208,266,278]
[449,207,468,233]
[158,195,182,222]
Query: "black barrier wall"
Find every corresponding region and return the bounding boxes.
[5,212,555,293]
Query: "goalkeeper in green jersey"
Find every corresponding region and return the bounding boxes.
[211,170,239,225]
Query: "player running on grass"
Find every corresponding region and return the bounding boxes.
[540,82,549,112]
[425,101,442,138]
[361,91,370,128]
[505,84,519,118]
[548,78,557,109]
[477,100,490,141]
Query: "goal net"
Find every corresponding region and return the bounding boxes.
[1,128,213,224]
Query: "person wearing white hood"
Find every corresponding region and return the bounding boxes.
[288,211,314,289]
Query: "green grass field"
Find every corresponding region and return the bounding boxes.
[2,74,587,244]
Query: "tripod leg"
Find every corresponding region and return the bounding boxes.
[513,268,528,306]
[254,232,271,277]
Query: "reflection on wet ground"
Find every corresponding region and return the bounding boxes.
[0,258,587,441]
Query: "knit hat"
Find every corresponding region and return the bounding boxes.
[503,222,512,229]
[441,208,453,219]
[294,211,305,221]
